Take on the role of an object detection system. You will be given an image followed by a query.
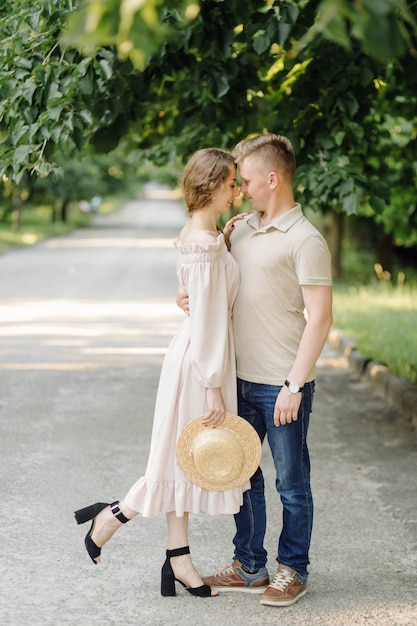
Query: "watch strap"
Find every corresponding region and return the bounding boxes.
[284,379,304,393]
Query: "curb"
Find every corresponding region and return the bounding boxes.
[328,328,417,430]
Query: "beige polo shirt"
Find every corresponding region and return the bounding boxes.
[230,204,332,386]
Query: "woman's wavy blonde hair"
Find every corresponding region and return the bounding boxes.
[182,148,235,214]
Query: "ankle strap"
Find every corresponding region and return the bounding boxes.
[110,501,130,524]
[166,546,190,558]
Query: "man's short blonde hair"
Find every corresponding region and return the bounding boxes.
[233,134,295,181]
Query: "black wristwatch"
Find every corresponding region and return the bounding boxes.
[284,380,304,394]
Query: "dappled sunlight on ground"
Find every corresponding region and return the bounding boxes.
[0,298,183,371]
[0,299,182,321]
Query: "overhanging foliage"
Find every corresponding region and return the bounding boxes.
[0,0,416,245]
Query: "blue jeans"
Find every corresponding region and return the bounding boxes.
[233,378,315,578]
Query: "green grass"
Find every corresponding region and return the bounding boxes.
[333,282,417,385]
[0,199,118,255]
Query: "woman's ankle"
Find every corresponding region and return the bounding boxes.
[118,501,137,520]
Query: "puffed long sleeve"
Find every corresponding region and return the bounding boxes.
[179,244,230,388]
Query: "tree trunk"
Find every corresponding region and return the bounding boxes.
[12,195,23,232]
[329,211,344,280]
[375,230,393,275]
[61,198,69,223]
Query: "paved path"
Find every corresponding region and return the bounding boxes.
[0,193,416,625]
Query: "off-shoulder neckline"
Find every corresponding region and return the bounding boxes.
[175,231,224,247]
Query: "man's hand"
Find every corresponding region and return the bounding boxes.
[176,285,189,315]
[273,386,302,426]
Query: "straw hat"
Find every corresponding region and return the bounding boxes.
[176,412,262,491]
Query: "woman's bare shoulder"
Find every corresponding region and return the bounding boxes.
[179,228,219,244]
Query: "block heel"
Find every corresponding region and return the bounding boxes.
[74,500,130,564]
[160,546,214,598]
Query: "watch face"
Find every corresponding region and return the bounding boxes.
[288,382,299,393]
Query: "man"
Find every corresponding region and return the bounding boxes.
[180,134,333,606]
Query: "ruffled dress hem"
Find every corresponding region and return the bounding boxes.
[124,476,249,518]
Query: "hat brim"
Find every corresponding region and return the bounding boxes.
[176,412,262,491]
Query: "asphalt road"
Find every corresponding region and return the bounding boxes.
[1,191,416,626]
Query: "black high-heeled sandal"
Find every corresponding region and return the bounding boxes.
[74,500,130,564]
[160,546,214,598]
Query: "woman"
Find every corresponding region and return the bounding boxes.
[75,148,244,599]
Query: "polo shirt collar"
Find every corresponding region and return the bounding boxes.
[247,203,303,233]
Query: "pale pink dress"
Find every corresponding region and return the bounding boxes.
[124,232,248,517]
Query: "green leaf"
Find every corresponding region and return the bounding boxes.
[28,123,39,142]
[77,58,92,77]
[78,75,93,96]
[48,105,63,122]
[369,195,387,214]
[322,5,351,49]
[361,16,406,61]
[79,109,93,125]
[98,59,113,81]
[337,93,359,117]
[278,22,291,45]
[46,81,63,101]
[371,179,390,202]
[342,188,362,214]
[15,68,31,81]
[359,66,374,87]
[32,160,51,177]
[253,31,271,55]
[346,122,364,142]
[286,5,300,23]
[50,125,62,143]
[13,144,31,166]
[21,77,38,104]
[29,9,42,30]
[335,131,345,146]
[12,124,29,145]
[17,57,32,71]
[361,0,397,17]
[13,168,26,185]
[212,74,230,99]
[72,126,84,151]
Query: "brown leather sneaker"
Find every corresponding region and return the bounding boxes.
[260,563,307,606]
[202,560,269,594]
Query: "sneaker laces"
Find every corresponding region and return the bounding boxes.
[214,563,236,578]
[269,568,293,591]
